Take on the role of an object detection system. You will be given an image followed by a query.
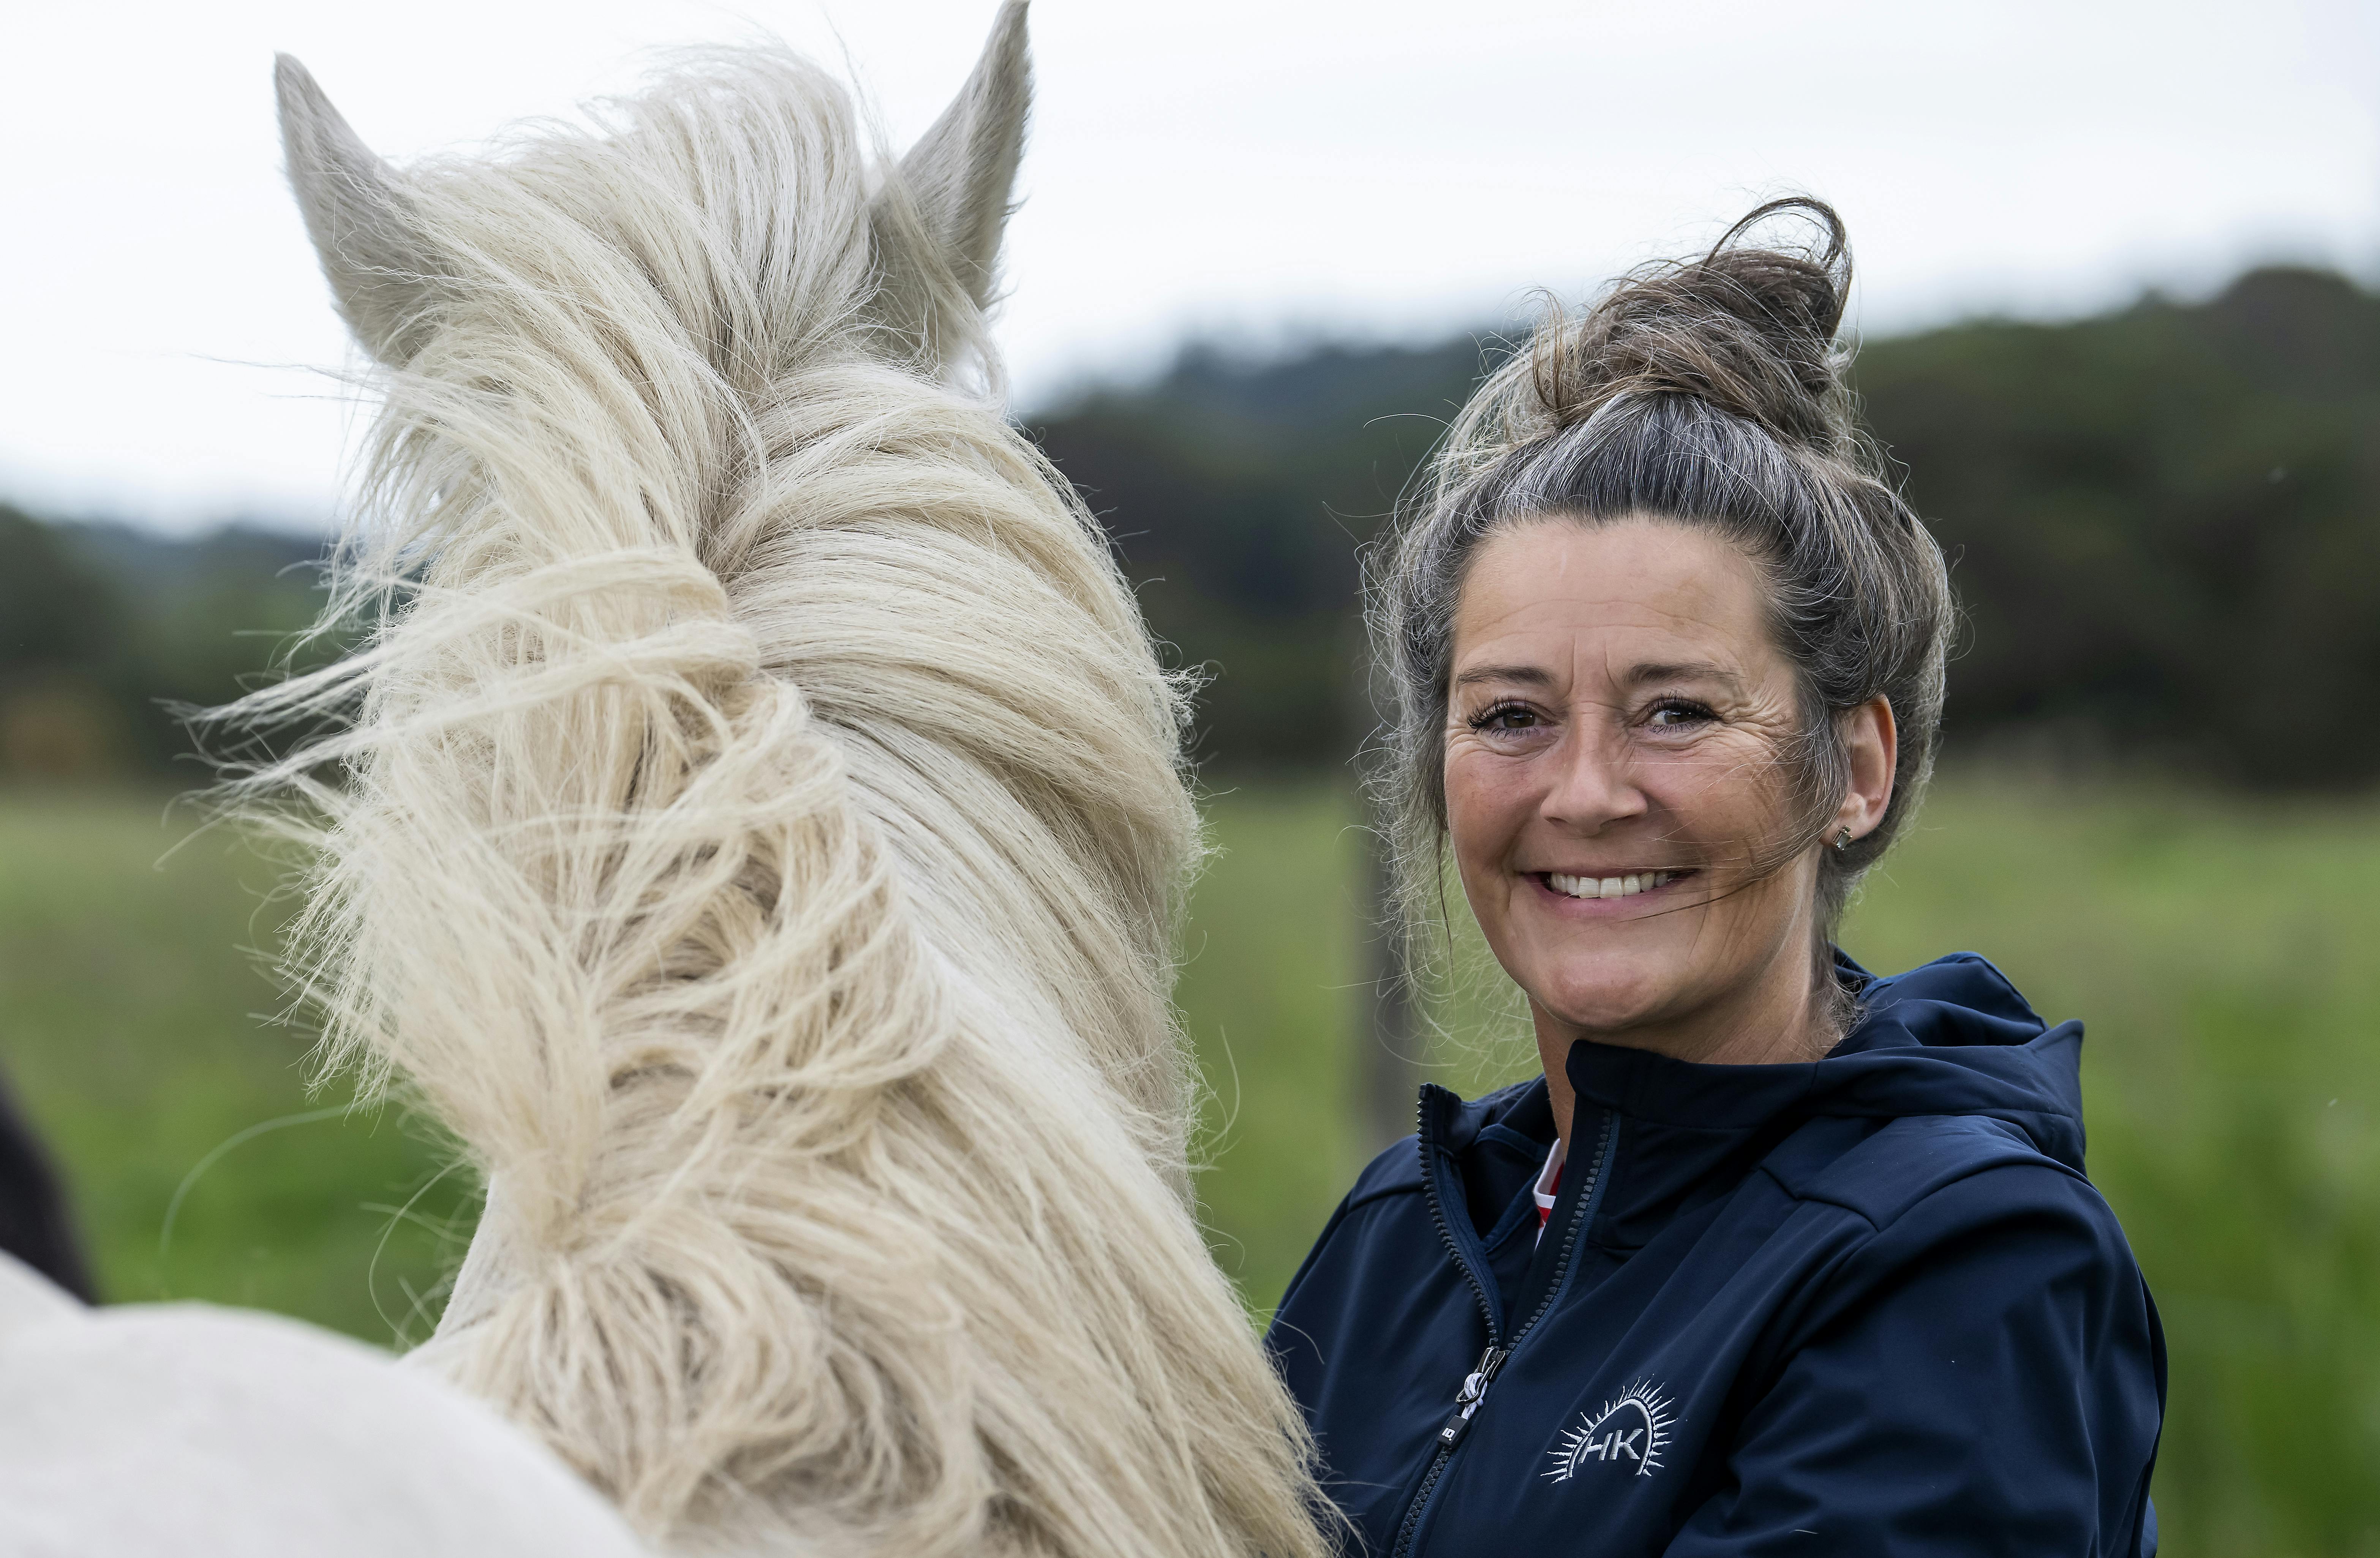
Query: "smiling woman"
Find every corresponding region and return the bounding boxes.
[1443,518,1895,1071]
[1269,202,2167,1558]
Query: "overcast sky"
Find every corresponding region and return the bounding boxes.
[5,0,2375,533]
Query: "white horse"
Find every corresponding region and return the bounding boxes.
[0,1250,648,1555]
[0,7,1332,1556]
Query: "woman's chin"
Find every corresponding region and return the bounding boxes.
[1528,972,1682,1040]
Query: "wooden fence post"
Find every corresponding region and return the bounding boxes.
[1354,825,1424,1158]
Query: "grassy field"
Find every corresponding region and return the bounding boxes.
[0,796,469,1341]
[4,774,2375,1555]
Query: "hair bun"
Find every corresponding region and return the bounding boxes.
[1533,197,1854,452]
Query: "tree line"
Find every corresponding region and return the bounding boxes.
[1031,264,2380,788]
[0,516,322,780]
[5,264,2375,789]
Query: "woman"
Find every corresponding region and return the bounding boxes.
[1268,201,2164,1558]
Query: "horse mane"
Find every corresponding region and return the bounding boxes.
[225,11,1332,1555]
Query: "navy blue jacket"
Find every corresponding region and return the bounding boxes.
[1269,954,2164,1557]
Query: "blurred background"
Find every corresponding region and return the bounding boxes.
[3,1,2377,1552]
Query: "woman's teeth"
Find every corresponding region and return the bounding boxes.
[1546,871,1680,900]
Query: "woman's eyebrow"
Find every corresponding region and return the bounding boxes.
[1452,664,1556,689]
[1628,659,1742,691]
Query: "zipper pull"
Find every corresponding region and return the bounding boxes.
[1434,1346,1509,1449]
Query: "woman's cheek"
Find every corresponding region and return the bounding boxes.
[1650,731,1776,845]
[1445,746,1523,852]
[1443,747,1523,908]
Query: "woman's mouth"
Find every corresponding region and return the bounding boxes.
[1538,869,1690,901]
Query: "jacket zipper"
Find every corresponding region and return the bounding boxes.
[1388,1096,1615,1558]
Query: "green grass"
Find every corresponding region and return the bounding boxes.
[3,774,2375,1554]
[1841,779,2380,1558]
[1179,774,2380,1558]
[0,792,469,1341]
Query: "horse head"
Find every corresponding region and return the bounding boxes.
[246,9,1331,1557]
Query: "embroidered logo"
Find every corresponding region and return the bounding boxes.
[1544,1379,1677,1481]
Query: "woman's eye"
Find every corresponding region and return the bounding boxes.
[1647,699,1715,728]
[1471,703,1538,733]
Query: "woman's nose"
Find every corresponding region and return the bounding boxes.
[1539,722,1647,834]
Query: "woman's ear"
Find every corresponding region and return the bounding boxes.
[1835,696,1897,844]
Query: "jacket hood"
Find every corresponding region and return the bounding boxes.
[1563,950,2087,1171]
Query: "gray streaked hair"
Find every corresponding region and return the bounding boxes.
[1371,199,1954,957]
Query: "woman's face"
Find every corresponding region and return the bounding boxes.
[1443,516,1890,1063]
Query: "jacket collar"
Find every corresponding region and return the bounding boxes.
[1440,951,2087,1253]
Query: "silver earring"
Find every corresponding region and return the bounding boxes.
[1833,828,1852,852]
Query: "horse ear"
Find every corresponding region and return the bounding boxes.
[275,55,439,362]
[876,0,1031,314]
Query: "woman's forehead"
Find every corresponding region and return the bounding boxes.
[1451,518,1777,681]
